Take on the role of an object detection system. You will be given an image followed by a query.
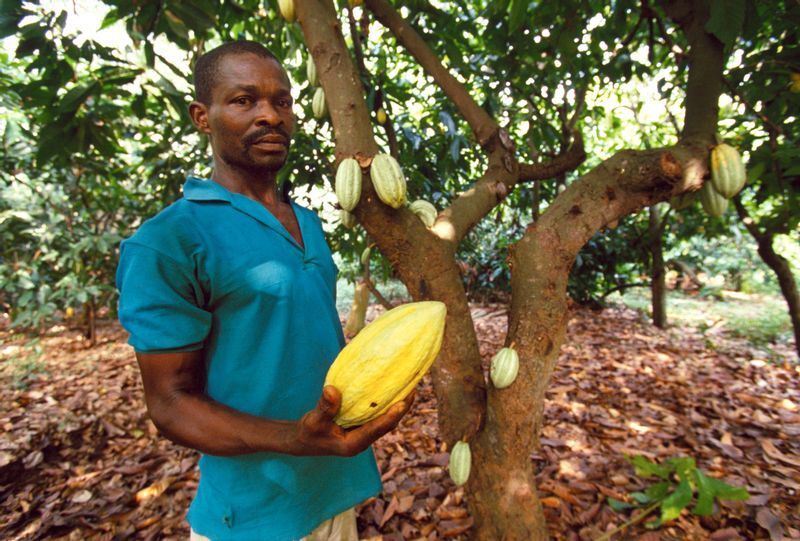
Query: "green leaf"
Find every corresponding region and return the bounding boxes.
[607,497,636,512]
[707,476,750,501]
[630,492,651,504]
[705,0,745,47]
[693,470,716,516]
[660,478,693,523]
[0,0,24,39]
[507,0,527,35]
[628,455,672,480]
[645,481,671,502]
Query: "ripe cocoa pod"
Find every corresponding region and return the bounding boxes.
[306,56,318,87]
[278,0,295,22]
[335,158,362,212]
[490,347,519,389]
[449,441,471,486]
[325,301,447,427]
[370,153,407,208]
[340,209,356,229]
[409,199,437,227]
[312,87,327,119]
[376,108,387,125]
[700,182,728,218]
[710,143,746,198]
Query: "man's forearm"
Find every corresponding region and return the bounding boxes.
[148,390,301,456]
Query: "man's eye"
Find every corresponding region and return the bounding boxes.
[278,98,293,107]
[234,96,251,105]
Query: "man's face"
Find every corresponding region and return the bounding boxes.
[195,53,295,174]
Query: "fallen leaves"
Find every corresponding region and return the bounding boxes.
[0,304,797,540]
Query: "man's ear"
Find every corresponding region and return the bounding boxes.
[189,101,211,134]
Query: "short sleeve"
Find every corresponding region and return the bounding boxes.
[116,240,212,353]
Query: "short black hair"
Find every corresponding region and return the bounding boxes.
[193,40,284,105]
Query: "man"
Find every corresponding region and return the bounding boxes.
[116,41,412,541]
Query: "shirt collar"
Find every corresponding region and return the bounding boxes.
[183,176,233,202]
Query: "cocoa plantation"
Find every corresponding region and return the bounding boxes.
[1,0,798,540]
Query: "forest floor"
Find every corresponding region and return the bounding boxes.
[0,303,798,541]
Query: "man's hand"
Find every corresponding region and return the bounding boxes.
[291,385,414,457]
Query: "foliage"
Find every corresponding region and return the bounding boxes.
[605,454,749,535]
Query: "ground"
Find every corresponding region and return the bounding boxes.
[0,303,798,540]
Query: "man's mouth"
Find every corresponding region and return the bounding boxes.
[250,136,288,153]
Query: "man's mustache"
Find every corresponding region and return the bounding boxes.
[243,127,290,148]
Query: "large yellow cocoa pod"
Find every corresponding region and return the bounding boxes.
[277,0,295,22]
[335,158,362,212]
[312,87,327,119]
[325,301,446,427]
[370,153,407,209]
[710,143,746,198]
[700,182,728,218]
[343,281,369,338]
[409,199,437,227]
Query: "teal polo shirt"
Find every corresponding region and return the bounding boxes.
[116,177,382,541]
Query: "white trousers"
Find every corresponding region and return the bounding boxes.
[189,508,358,541]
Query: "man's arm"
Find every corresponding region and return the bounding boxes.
[136,350,412,457]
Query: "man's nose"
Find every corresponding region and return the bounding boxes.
[254,100,281,126]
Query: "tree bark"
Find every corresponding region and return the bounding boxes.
[734,198,800,358]
[649,206,667,328]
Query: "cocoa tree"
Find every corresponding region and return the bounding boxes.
[293,0,724,536]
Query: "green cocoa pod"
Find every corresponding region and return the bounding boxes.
[312,87,327,119]
[449,441,471,486]
[409,199,437,227]
[710,143,746,198]
[700,182,728,218]
[335,158,362,212]
[490,347,519,389]
[370,153,407,209]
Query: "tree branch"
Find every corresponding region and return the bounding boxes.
[518,133,586,182]
[363,0,499,148]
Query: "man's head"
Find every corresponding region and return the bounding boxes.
[189,41,295,177]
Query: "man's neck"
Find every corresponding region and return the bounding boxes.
[211,163,282,208]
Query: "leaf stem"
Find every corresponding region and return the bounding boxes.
[594,501,661,541]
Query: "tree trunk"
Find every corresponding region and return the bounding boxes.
[649,206,667,328]
[734,199,800,357]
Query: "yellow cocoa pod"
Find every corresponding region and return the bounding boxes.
[489,347,519,389]
[340,209,356,229]
[449,441,471,486]
[312,87,327,119]
[306,55,318,87]
[343,282,369,338]
[335,158,362,212]
[370,153,407,209]
[325,301,446,427]
[710,143,746,198]
[409,199,437,227]
[376,108,387,125]
[700,182,728,218]
[278,0,295,22]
